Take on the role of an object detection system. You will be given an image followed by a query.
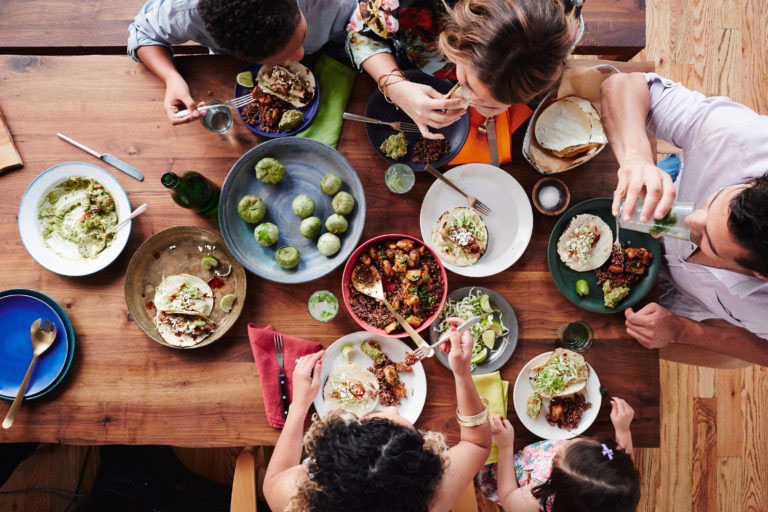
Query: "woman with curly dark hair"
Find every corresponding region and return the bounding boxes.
[263,320,492,511]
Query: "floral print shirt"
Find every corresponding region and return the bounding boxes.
[345,0,585,79]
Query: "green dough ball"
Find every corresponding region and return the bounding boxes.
[300,216,322,238]
[237,195,266,224]
[254,222,279,246]
[292,194,316,218]
[320,173,343,195]
[254,157,285,184]
[332,191,355,215]
[317,233,341,257]
[275,246,300,269]
[325,214,348,234]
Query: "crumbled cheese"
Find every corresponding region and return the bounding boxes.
[169,245,176,250]
[563,226,596,265]
[197,246,203,252]
[448,228,475,247]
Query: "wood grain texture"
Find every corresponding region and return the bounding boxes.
[740,366,768,512]
[0,0,644,58]
[716,369,743,457]
[692,398,716,512]
[659,359,693,512]
[634,447,660,512]
[0,54,659,448]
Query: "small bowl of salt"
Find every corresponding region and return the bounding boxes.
[532,177,570,216]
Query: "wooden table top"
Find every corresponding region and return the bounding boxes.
[0,0,645,59]
[0,54,658,448]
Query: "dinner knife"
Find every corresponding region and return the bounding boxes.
[486,117,500,167]
[57,133,144,182]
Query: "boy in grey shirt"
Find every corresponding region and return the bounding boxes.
[128,0,355,124]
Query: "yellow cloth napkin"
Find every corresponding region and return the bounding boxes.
[472,371,509,465]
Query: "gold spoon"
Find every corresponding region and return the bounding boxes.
[351,264,431,352]
[2,319,58,429]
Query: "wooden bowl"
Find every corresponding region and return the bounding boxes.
[532,177,570,216]
[124,226,247,349]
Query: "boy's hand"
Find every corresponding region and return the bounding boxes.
[490,414,515,450]
[610,397,634,433]
[164,74,205,125]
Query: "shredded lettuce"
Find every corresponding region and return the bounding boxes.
[530,353,585,395]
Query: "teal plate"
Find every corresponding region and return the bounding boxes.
[547,198,662,313]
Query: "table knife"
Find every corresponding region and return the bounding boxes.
[487,117,499,167]
[57,133,144,181]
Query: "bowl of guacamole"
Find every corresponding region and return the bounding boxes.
[19,162,132,276]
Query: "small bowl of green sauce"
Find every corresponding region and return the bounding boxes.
[308,290,339,322]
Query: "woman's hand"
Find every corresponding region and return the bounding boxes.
[290,350,324,412]
[439,317,474,377]
[610,397,634,433]
[490,414,515,451]
[386,81,466,139]
[164,74,206,125]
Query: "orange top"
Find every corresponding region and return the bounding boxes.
[448,104,533,166]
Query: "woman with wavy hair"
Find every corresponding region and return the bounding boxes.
[346,0,583,137]
[262,321,492,512]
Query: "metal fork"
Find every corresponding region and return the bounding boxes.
[413,316,482,360]
[174,94,255,119]
[424,164,492,216]
[273,333,291,419]
[342,113,421,133]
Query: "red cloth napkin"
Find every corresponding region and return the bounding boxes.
[248,324,322,429]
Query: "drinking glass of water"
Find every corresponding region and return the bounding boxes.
[557,321,594,353]
[200,100,233,134]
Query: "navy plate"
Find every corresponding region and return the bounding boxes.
[365,69,470,171]
[0,289,75,400]
[219,138,366,284]
[234,63,320,138]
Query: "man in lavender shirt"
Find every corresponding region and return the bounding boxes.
[600,72,768,366]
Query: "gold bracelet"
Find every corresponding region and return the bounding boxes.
[456,398,490,427]
[377,69,407,105]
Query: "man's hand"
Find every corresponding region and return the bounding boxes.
[611,157,676,224]
[290,350,324,411]
[490,414,515,451]
[164,74,205,125]
[624,302,685,349]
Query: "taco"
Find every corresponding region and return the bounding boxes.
[431,207,489,267]
[534,96,607,159]
[529,348,589,399]
[323,362,380,417]
[256,61,316,108]
[556,214,613,271]
[154,310,216,347]
[442,83,471,112]
[154,274,214,316]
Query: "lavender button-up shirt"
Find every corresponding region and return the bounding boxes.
[643,73,768,339]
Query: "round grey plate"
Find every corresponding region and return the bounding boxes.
[430,287,518,374]
[219,138,366,284]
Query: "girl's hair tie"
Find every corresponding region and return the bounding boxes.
[601,443,614,461]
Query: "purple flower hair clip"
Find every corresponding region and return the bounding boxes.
[601,443,614,461]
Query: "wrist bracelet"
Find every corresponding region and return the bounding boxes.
[377,69,407,105]
[456,398,490,427]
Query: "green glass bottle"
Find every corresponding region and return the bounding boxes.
[161,171,220,219]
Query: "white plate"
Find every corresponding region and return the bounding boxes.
[18,162,132,276]
[313,332,427,424]
[419,164,533,277]
[513,351,601,440]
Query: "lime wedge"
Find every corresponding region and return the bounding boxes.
[575,279,590,296]
[341,344,355,361]
[236,71,254,88]
[480,294,493,313]
[201,255,218,270]
[220,294,237,313]
[481,329,496,349]
[488,321,504,335]
[470,346,488,365]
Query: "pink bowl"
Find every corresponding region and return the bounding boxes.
[341,234,449,338]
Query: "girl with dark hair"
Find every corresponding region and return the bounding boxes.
[345,0,584,138]
[481,397,639,512]
[262,319,492,512]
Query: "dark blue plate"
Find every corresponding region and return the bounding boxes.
[234,63,320,138]
[365,69,470,171]
[219,138,366,284]
[0,289,75,400]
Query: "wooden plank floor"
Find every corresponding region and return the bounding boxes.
[1,0,767,510]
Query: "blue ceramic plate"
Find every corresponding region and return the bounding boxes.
[547,198,662,313]
[219,138,366,284]
[365,69,470,171]
[234,63,320,138]
[0,289,75,400]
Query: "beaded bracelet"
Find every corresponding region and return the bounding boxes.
[456,398,490,427]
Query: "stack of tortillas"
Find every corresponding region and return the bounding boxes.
[534,96,607,158]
